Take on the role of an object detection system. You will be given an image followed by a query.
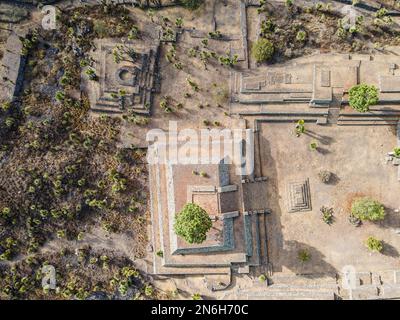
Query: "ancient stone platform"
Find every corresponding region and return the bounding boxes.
[148,131,270,285]
[287,179,312,213]
[230,53,400,127]
[84,38,160,116]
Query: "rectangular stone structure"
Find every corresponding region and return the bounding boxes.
[287,179,312,213]
[380,76,400,93]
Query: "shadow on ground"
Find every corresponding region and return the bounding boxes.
[259,130,337,279]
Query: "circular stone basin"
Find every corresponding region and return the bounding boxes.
[118,69,131,81]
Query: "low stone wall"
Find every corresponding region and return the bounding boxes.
[333,0,400,16]
[0,30,27,104]
[239,1,249,68]
[397,121,400,181]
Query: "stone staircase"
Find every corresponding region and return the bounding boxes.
[327,92,342,124]
[240,210,269,269]
[229,273,339,300]
[337,110,400,126]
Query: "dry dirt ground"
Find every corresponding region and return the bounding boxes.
[259,123,400,275]
[119,0,245,147]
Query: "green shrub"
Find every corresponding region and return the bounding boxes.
[174,203,212,244]
[296,30,307,42]
[349,84,379,112]
[181,0,203,10]
[318,170,332,184]
[93,20,109,38]
[286,0,294,7]
[365,236,383,252]
[251,39,274,63]
[295,119,306,136]
[351,197,385,221]
[156,250,163,258]
[298,249,311,262]
[310,141,318,151]
[192,293,202,300]
[320,206,334,225]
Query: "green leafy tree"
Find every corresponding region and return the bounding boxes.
[174,203,212,244]
[349,84,379,112]
[351,197,385,221]
[251,38,274,63]
[365,236,383,252]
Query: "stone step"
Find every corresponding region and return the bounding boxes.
[243,213,261,266]
[91,106,124,114]
[153,266,231,276]
[256,116,325,122]
[350,285,379,300]
[164,252,248,268]
[339,117,400,121]
[253,117,324,131]
[265,283,339,292]
[337,121,399,126]
[257,212,268,266]
[380,284,400,299]
[340,111,400,116]
[238,111,329,117]
[130,107,151,115]
[310,103,330,109]
[239,288,336,300]
[268,273,338,286]
[254,116,325,125]
[239,98,311,104]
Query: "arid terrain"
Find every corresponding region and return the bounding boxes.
[1,0,400,301]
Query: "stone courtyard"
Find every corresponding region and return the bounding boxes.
[259,123,400,274]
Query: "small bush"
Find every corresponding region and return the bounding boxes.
[320,206,334,225]
[394,147,400,158]
[310,141,318,151]
[365,236,383,252]
[318,170,332,183]
[192,293,202,300]
[93,20,109,38]
[298,249,311,262]
[296,30,307,42]
[351,197,385,221]
[252,39,274,63]
[181,0,203,10]
[349,84,379,112]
